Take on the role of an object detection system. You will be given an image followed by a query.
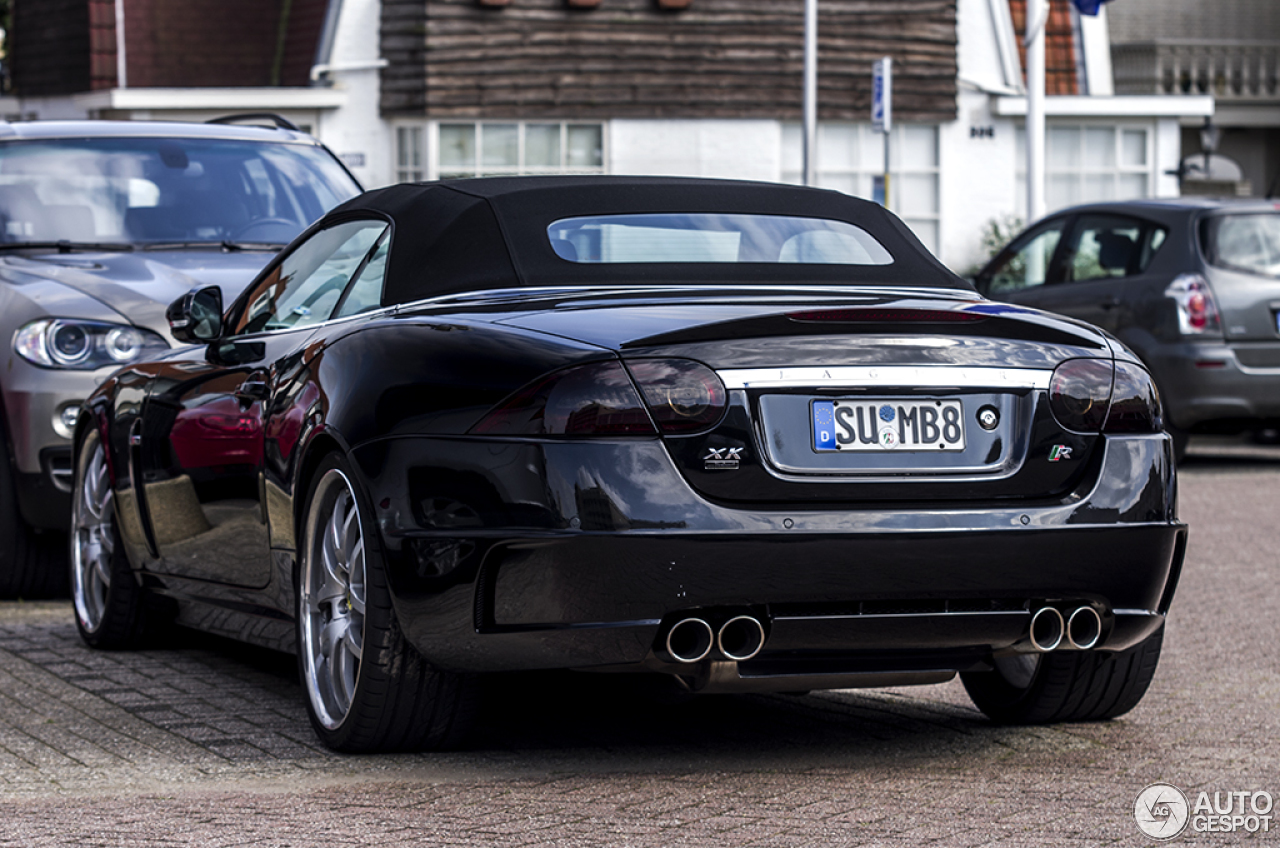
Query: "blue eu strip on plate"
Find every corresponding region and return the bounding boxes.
[812,400,838,451]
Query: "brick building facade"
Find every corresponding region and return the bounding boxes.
[11,0,328,94]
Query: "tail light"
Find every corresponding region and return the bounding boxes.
[470,358,727,437]
[1049,359,1161,434]
[470,361,655,436]
[626,359,727,433]
[1048,359,1111,432]
[1164,274,1221,336]
[1105,362,1163,433]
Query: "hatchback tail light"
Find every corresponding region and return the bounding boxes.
[470,358,727,437]
[1048,359,1162,434]
[1164,274,1221,336]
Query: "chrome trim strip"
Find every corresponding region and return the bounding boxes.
[394,284,984,311]
[717,365,1053,391]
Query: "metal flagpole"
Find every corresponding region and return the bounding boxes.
[873,57,892,210]
[115,0,129,88]
[1026,0,1047,222]
[802,0,818,186]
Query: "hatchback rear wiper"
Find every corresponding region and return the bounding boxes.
[142,240,287,252]
[0,240,135,253]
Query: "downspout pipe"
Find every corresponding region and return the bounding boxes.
[310,0,345,86]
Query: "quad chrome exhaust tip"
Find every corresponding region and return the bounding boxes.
[1026,604,1104,652]
[1066,605,1103,650]
[665,617,715,663]
[717,615,766,662]
[1029,606,1065,652]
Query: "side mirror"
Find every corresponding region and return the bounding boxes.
[167,286,223,343]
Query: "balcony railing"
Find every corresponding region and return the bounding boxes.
[1113,40,1280,100]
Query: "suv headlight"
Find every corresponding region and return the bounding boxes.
[14,319,170,370]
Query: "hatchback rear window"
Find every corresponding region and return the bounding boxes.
[1203,213,1280,278]
[547,213,894,265]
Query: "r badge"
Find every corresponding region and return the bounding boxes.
[1048,444,1073,462]
[703,446,744,470]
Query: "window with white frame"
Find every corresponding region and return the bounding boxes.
[782,123,941,255]
[1016,124,1152,216]
[435,122,605,178]
[396,126,425,182]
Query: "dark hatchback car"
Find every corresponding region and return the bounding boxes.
[974,198,1280,458]
[74,177,1185,752]
[0,118,361,598]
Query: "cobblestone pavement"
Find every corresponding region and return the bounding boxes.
[0,437,1277,846]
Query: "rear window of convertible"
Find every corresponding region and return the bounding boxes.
[547,213,894,265]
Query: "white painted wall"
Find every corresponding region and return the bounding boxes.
[957,0,1022,95]
[0,96,92,121]
[313,0,390,189]
[940,89,1022,275]
[1078,9,1114,96]
[1153,117,1184,198]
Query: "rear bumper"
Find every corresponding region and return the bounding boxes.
[1146,339,1280,430]
[353,432,1182,676]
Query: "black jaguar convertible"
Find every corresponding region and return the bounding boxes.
[72,177,1186,752]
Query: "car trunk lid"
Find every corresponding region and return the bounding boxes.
[498,290,1113,505]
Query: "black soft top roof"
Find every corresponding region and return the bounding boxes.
[331,176,970,307]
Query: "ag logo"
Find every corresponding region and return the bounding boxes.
[1134,783,1189,840]
[1048,444,1073,462]
[703,446,743,470]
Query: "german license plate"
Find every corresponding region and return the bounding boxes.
[812,399,966,451]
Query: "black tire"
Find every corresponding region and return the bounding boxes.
[296,452,478,753]
[71,429,150,649]
[961,625,1164,724]
[0,423,68,598]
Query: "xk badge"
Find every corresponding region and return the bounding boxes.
[703,446,744,470]
[1049,444,1073,462]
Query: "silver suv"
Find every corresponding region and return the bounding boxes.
[0,117,361,597]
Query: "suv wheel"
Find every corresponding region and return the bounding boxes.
[0,429,67,598]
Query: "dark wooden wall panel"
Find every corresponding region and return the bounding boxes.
[382,0,958,121]
[11,0,92,95]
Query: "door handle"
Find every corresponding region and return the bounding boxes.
[1100,297,1122,310]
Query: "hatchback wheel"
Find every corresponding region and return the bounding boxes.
[297,454,477,752]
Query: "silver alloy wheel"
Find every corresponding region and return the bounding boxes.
[72,433,113,633]
[300,468,368,730]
